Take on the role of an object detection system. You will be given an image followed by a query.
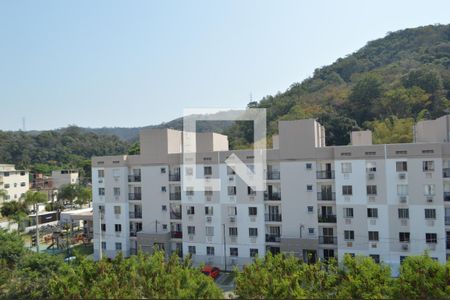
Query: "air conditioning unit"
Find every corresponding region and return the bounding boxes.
[427,197,433,203]
[346,242,353,247]
[207,257,214,264]
[188,196,193,201]
[402,243,409,251]
[230,237,237,243]
[401,219,408,226]
[428,243,436,251]
[230,258,237,266]
[189,235,194,241]
[371,243,377,248]
[229,216,236,223]
[368,196,376,202]
[370,219,376,225]
[344,196,350,202]
[250,237,257,243]
[367,173,375,180]
[206,216,212,223]
[345,218,352,225]
[427,220,435,226]
[344,173,350,179]
[206,196,212,201]
[249,196,255,201]
[398,173,406,180]
[250,217,256,222]
[229,176,234,182]
[188,215,193,221]
[229,196,236,202]
[115,196,120,201]
[98,179,104,184]
[207,236,212,242]
[399,196,407,203]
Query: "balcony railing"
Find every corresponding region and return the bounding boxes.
[267,171,280,180]
[129,211,142,219]
[445,216,450,226]
[317,191,336,201]
[444,168,450,178]
[130,230,142,237]
[265,213,282,222]
[319,236,337,245]
[264,192,281,201]
[170,211,182,220]
[169,173,181,181]
[128,175,141,182]
[316,170,335,180]
[171,231,183,239]
[169,192,181,200]
[128,193,142,200]
[265,234,281,243]
[318,214,337,223]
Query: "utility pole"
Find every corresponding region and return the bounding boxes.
[223,224,227,272]
[35,203,40,253]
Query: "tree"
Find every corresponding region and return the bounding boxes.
[0,189,7,202]
[74,186,92,208]
[0,229,26,267]
[0,201,29,232]
[369,117,414,144]
[394,254,450,299]
[347,74,383,125]
[57,184,77,206]
[22,190,48,209]
[376,87,430,118]
[337,254,393,299]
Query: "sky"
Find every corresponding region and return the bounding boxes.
[0,0,449,131]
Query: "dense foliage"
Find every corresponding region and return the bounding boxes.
[226,24,450,147]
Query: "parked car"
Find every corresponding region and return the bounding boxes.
[201,265,220,279]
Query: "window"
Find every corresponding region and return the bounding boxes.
[161,186,167,192]
[228,206,237,216]
[343,208,354,218]
[3,172,9,177]
[396,161,408,172]
[396,150,407,155]
[230,247,238,256]
[399,232,410,242]
[426,233,437,244]
[115,242,122,250]
[424,184,435,196]
[160,167,166,174]
[162,224,167,230]
[308,228,315,235]
[249,228,258,237]
[341,152,351,157]
[101,224,106,231]
[207,246,215,256]
[248,207,257,216]
[368,231,379,241]
[101,242,106,249]
[162,205,167,211]
[98,170,105,177]
[366,162,377,172]
[20,171,26,176]
[98,205,105,213]
[342,185,353,195]
[250,248,259,257]
[247,186,256,195]
[187,206,195,215]
[3,184,9,189]
[367,208,378,218]
[205,226,214,236]
[307,206,314,213]
[186,187,194,196]
[113,187,120,196]
[306,163,312,170]
[229,227,238,237]
[99,188,105,196]
[114,206,121,214]
[228,186,237,196]
[370,254,380,263]
[20,182,26,187]
[341,162,352,173]
[398,208,409,219]
[367,185,377,195]
[115,224,122,232]
[187,226,195,235]
[306,185,313,191]
[188,246,196,254]
[204,166,212,176]
[423,161,434,171]
[344,230,354,241]
[205,206,213,216]
[422,149,434,154]
[425,209,436,219]
[397,184,408,196]
[365,151,376,156]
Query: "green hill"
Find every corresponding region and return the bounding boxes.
[226,24,450,148]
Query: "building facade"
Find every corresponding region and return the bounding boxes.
[92,116,450,272]
[0,164,29,203]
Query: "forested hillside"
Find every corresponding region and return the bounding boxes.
[226,24,450,148]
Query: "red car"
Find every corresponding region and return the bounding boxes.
[201,265,220,279]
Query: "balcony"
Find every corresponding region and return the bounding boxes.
[444,192,450,202]
[170,211,182,220]
[169,173,181,182]
[128,175,141,183]
[130,230,142,237]
[445,216,450,226]
[317,192,336,201]
[316,170,335,180]
[265,234,281,243]
[264,192,281,201]
[319,236,337,245]
[171,231,183,239]
[318,214,337,223]
[128,193,142,200]
[444,168,450,178]
[169,192,181,200]
[265,213,282,222]
[129,211,142,219]
[267,171,280,180]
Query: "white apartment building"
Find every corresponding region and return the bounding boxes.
[0,164,29,203]
[92,115,450,273]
